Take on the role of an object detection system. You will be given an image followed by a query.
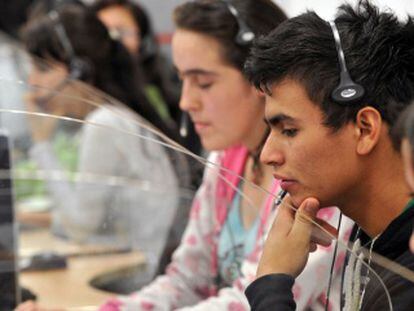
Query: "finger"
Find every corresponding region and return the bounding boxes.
[309,242,317,253]
[290,197,320,247]
[270,195,297,236]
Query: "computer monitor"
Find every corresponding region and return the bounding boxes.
[0,130,20,310]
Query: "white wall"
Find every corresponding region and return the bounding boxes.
[85,0,414,54]
[273,0,414,20]
[86,1,414,35]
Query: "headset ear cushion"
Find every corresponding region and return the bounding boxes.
[331,83,365,105]
[69,57,93,81]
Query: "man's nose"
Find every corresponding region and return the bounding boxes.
[260,134,285,168]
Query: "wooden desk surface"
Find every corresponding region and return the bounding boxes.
[19,230,145,309]
[19,229,131,257]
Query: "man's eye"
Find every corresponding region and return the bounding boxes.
[281,129,298,137]
[198,82,213,90]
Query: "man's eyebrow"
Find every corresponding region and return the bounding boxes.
[175,68,218,77]
[264,114,296,126]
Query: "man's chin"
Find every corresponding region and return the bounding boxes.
[289,193,324,209]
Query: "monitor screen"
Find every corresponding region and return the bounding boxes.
[0,131,19,309]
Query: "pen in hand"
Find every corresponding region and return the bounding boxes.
[273,189,287,210]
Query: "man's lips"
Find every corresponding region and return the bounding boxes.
[273,174,297,191]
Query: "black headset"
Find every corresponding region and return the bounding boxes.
[222,0,255,46]
[329,20,365,104]
[48,7,92,81]
[32,2,92,107]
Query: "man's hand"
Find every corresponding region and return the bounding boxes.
[257,196,338,279]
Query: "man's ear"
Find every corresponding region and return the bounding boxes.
[354,107,382,155]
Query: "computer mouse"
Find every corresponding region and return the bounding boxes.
[20,252,67,271]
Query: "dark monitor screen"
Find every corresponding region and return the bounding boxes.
[0,131,19,310]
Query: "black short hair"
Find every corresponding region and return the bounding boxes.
[174,0,287,71]
[244,0,414,136]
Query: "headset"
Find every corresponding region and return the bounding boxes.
[32,2,92,107]
[324,21,366,310]
[47,6,92,81]
[222,0,255,46]
[328,20,365,104]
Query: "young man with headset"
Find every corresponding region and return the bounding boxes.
[243,1,414,310]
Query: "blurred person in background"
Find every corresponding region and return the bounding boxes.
[91,0,204,190]
[392,104,414,253]
[20,1,189,284]
[91,0,203,156]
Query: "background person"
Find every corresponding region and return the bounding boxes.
[91,0,204,186]
[392,104,414,253]
[21,2,185,282]
[90,0,204,152]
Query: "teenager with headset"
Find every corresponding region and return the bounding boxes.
[244,1,414,310]
[21,2,187,283]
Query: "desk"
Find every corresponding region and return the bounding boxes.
[19,229,145,309]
